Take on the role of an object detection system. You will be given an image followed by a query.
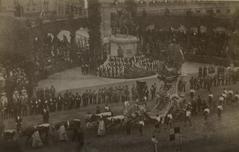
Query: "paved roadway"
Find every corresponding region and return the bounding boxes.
[37,62,206,94]
[37,67,159,94]
[4,62,238,152]
[6,82,238,152]
[21,97,239,152]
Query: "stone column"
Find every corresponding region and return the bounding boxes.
[100,3,112,39]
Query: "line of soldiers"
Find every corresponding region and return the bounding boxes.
[97,64,125,78]
[1,80,158,121]
[97,55,162,78]
[28,85,132,116]
[190,66,237,90]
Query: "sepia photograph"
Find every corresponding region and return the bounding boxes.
[0,0,239,152]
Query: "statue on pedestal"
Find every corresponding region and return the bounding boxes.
[117,46,123,57]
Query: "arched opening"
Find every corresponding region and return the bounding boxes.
[75,27,90,64]
[75,27,89,49]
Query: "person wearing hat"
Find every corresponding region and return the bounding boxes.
[0,92,8,119]
[203,66,208,78]
[222,89,228,105]
[189,77,194,89]
[185,105,192,126]
[190,88,195,99]
[34,99,39,114]
[208,91,214,111]
[217,97,223,119]
[203,106,210,121]
[12,90,20,116]
[153,114,161,135]
[104,104,110,112]
[20,88,29,116]
[42,108,49,123]
[150,84,156,100]
[138,119,145,136]
[228,88,234,104]
[166,112,173,128]
[75,93,81,108]
[151,135,159,152]
[49,97,54,112]
[15,115,22,134]
[198,66,202,77]
[234,91,239,103]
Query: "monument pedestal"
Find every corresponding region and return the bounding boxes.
[109,34,139,58]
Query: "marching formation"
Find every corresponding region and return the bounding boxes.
[97,55,162,78]
[1,83,137,119]
[190,65,238,91]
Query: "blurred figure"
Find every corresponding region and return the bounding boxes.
[31,128,43,148]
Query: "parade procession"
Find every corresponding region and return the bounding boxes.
[1,0,239,152]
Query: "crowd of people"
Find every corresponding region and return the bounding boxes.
[97,55,162,78]
[32,30,100,81]
[84,67,239,146]
[149,80,239,152]
[141,24,233,60]
[0,81,159,149]
[4,67,29,91]
[189,65,237,91]
[0,65,32,118]
[0,82,150,120]
[32,34,77,80]
[0,63,239,151]
[2,4,239,151]
[33,85,131,115]
[185,87,239,119]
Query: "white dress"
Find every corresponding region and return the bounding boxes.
[58,125,68,141]
[32,130,43,148]
[97,120,105,136]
